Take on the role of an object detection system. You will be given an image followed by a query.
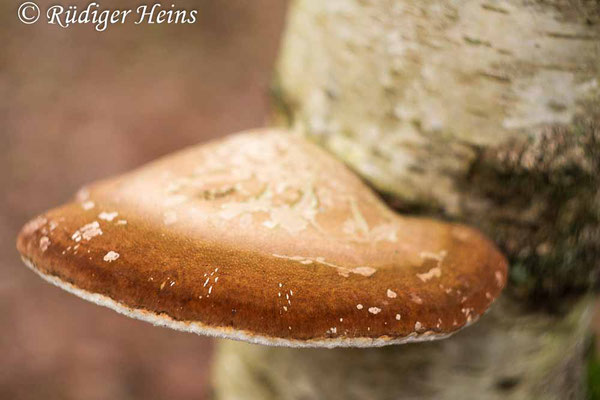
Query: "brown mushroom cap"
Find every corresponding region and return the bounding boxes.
[17,129,507,348]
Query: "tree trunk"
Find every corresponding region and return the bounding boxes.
[213,296,592,400]
[272,0,600,297]
[214,0,599,397]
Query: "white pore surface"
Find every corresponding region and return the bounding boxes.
[22,256,456,348]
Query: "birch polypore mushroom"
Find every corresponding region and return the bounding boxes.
[17,129,507,347]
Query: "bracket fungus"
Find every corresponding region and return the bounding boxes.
[17,129,507,348]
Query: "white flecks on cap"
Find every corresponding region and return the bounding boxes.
[81,221,102,240]
[272,254,376,278]
[76,188,90,201]
[26,255,463,348]
[417,266,442,282]
[415,321,423,331]
[386,289,397,298]
[368,307,381,315]
[461,307,474,317]
[103,251,120,262]
[410,293,424,304]
[351,266,377,277]
[99,211,118,222]
[39,236,50,252]
[451,226,472,242]
[116,220,127,225]
[82,201,95,210]
[72,221,103,242]
[356,304,364,310]
[419,250,447,262]
[395,314,401,320]
[22,216,47,236]
[495,270,504,287]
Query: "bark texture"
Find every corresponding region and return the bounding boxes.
[213,296,592,400]
[213,1,599,398]
[273,0,600,297]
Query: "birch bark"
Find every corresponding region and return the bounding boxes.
[214,1,599,398]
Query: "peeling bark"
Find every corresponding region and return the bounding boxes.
[273,0,600,296]
[213,297,593,400]
[213,0,599,398]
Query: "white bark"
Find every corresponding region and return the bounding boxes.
[273,0,600,296]
[213,297,593,400]
[276,0,598,209]
[212,1,599,398]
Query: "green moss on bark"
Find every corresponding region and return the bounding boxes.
[462,111,600,302]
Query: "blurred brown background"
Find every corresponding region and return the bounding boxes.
[1,1,287,399]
